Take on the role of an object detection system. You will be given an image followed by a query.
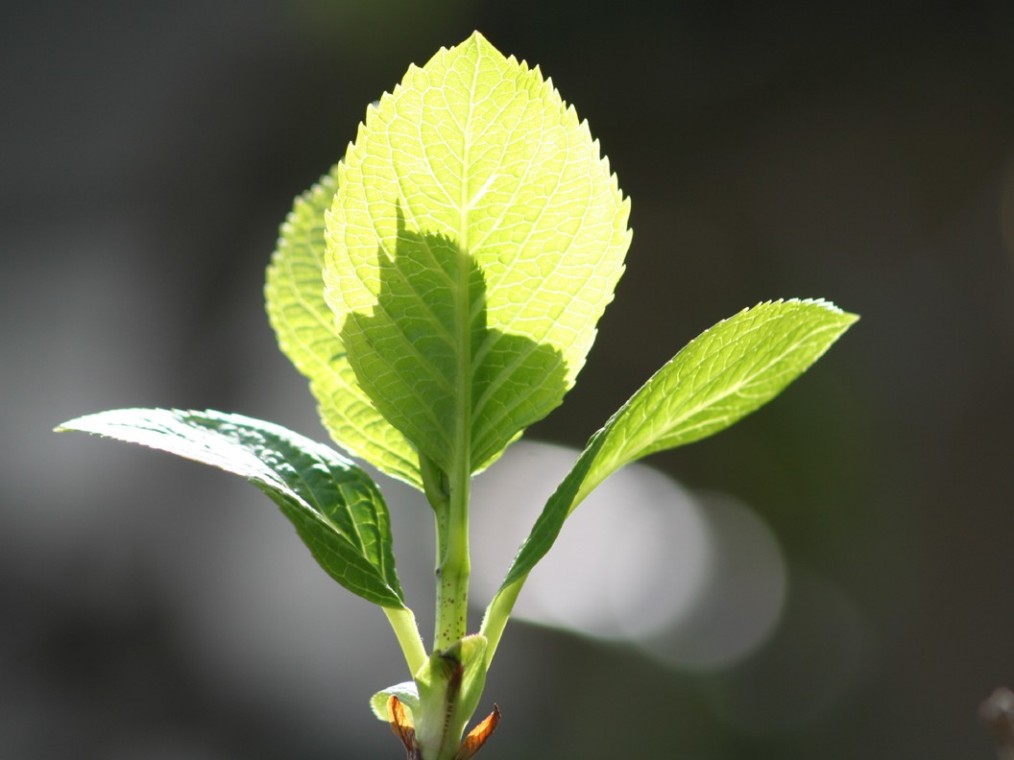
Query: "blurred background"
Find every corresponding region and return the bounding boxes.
[4,1,1014,757]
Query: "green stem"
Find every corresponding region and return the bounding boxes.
[383,606,427,675]
[433,341,472,652]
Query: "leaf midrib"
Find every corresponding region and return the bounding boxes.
[453,46,482,478]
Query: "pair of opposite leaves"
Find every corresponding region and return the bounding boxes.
[59,32,856,615]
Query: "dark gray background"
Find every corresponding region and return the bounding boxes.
[4,1,1014,757]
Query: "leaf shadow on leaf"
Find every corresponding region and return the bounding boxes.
[340,210,570,474]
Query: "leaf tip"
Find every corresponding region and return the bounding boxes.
[798,297,860,324]
[466,29,489,47]
[53,413,93,435]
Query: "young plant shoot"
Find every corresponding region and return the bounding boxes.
[57,32,857,760]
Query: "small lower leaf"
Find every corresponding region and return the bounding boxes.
[57,408,405,608]
[455,705,501,760]
[372,681,420,724]
[388,696,421,759]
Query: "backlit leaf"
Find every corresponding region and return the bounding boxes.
[371,681,420,724]
[324,31,631,475]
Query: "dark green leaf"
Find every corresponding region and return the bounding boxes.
[57,408,405,608]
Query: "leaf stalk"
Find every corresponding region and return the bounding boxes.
[383,606,427,676]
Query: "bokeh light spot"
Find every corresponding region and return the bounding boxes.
[472,441,786,667]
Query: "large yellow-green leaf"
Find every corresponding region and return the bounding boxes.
[266,167,422,488]
[324,31,631,475]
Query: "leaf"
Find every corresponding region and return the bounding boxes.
[371,681,420,724]
[486,300,857,632]
[56,408,406,608]
[266,166,423,489]
[324,31,631,475]
[455,705,501,760]
[387,695,421,759]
